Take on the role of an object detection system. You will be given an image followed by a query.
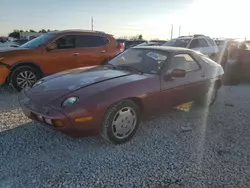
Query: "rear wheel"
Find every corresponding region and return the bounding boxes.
[11,66,40,91]
[197,83,218,106]
[101,100,141,144]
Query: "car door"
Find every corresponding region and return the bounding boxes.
[161,52,205,107]
[42,35,80,75]
[75,34,109,67]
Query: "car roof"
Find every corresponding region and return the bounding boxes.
[47,30,109,35]
[177,35,213,40]
[177,37,193,40]
[133,46,194,53]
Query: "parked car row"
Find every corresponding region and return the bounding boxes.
[116,39,168,50]
[0,41,20,48]
[117,39,147,50]
[12,39,29,45]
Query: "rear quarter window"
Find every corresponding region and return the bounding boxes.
[200,55,218,66]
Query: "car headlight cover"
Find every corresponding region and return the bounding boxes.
[62,97,79,107]
[33,80,43,87]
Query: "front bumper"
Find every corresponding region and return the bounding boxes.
[18,90,100,137]
[0,66,10,85]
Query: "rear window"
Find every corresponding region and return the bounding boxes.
[163,39,190,47]
[163,39,176,46]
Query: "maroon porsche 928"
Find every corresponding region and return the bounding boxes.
[19,46,224,144]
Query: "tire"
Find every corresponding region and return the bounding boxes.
[11,66,41,92]
[100,99,141,144]
[100,58,111,65]
[196,83,218,107]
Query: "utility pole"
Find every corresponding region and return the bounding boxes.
[170,24,173,39]
[91,16,93,31]
[179,26,181,37]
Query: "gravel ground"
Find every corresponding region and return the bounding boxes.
[0,85,250,188]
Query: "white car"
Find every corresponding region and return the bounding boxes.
[0,41,20,49]
[162,35,219,58]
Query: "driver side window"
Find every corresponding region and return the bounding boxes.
[170,54,200,72]
[54,35,76,49]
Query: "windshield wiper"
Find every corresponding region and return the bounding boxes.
[117,65,143,74]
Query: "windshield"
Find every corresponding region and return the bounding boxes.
[163,39,190,47]
[20,33,56,48]
[108,48,168,74]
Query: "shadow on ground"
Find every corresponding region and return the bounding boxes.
[0,85,16,95]
[1,86,250,188]
[0,86,19,111]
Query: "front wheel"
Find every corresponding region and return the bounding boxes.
[101,100,141,144]
[11,66,40,92]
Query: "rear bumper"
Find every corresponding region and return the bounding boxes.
[18,90,100,137]
[0,66,10,85]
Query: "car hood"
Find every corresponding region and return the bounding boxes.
[26,66,132,105]
[0,47,17,51]
[0,47,31,57]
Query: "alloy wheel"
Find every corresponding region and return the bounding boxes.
[112,107,137,139]
[16,71,37,89]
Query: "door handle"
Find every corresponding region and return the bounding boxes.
[100,50,106,53]
[73,52,80,56]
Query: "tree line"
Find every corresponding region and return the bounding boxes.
[8,29,56,38]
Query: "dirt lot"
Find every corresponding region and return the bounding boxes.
[0,85,250,188]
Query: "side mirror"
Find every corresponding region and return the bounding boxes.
[46,43,57,51]
[164,69,186,81]
[171,69,186,77]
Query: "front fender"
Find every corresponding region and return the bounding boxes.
[48,74,160,121]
